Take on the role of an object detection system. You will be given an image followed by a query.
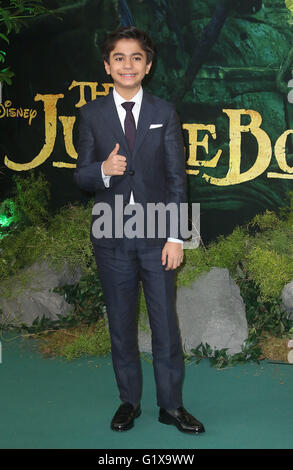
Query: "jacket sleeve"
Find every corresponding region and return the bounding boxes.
[164,105,189,241]
[73,106,113,193]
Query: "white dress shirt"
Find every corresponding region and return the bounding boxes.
[101,86,182,244]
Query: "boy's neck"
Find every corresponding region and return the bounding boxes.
[114,85,141,101]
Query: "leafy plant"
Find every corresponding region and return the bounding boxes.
[191,272,293,369]
[0,0,50,84]
[53,267,106,327]
[11,170,51,226]
[61,320,111,360]
[0,197,19,239]
[29,320,111,361]
[285,0,293,14]
[190,334,262,370]
[0,171,95,289]
[240,278,293,338]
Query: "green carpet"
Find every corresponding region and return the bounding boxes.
[1,332,293,449]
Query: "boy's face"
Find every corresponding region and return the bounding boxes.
[104,38,152,96]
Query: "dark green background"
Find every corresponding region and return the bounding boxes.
[1,0,293,242]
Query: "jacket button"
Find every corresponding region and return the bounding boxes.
[128,170,135,176]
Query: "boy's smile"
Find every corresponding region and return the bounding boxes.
[104,38,152,99]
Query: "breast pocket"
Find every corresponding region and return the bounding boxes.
[149,124,164,131]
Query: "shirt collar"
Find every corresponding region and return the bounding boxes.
[113,86,143,107]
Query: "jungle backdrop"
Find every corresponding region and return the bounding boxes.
[1,0,293,243]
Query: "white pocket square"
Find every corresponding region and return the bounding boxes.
[149,124,163,129]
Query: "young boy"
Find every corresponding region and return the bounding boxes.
[74,26,205,434]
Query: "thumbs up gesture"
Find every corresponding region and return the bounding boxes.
[102,143,127,176]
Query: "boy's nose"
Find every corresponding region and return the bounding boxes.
[123,58,133,68]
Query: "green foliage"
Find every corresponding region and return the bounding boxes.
[0,171,109,360]
[0,197,19,238]
[241,274,293,341]
[177,226,250,288]
[61,320,111,360]
[8,265,106,335]
[177,246,210,287]
[44,203,94,275]
[0,170,51,240]
[0,0,50,84]
[0,224,48,286]
[205,226,250,273]
[0,66,14,84]
[244,196,293,301]
[0,172,95,298]
[179,195,293,368]
[53,266,106,327]
[285,0,293,14]
[248,210,281,231]
[179,193,293,303]
[189,275,293,369]
[0,0,48,33]
[190,334,262,370]
[247,247,293,300]
[12,170,51,226]
[24,320,111,361]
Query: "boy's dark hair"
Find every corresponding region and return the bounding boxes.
[102,26,155,64]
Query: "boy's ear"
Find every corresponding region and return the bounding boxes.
[104,60,111,75]
[146,61,152,74]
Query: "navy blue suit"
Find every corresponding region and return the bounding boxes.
[74,88,187,409]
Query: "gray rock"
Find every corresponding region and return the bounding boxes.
[0,261,82,326]
[281,280,293,320]
[138,267,248,355]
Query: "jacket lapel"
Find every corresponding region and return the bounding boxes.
[102,89,130,156]
[132,91,154,160]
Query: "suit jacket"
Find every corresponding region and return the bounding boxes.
[74,88,187,248]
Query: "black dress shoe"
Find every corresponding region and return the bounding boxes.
[111,403,141,432]
[159,407,205,434]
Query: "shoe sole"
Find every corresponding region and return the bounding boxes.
[159,415,205,434]
[111,408,141,432]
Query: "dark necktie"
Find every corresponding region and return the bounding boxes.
[122,101,136,153]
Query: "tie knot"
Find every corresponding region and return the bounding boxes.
[122,101,135,112]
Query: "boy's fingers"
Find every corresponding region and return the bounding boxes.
[111,143,120,155]
[115,154,127,161]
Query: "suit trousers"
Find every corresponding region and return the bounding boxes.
[92,236,185,409]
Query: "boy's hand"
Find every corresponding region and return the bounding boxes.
[103,143,127,176]
[161,241,184,270]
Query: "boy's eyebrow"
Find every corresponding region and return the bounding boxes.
[112,52,144,57]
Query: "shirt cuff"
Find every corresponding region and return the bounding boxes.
[101,162,111,187]
[167,237,184,244]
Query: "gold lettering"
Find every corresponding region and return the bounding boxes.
[186,169,200,175]
[0,103,5,118]
[0,100,37,124]
[53,116,77,167]
[68,80,113,107]
[29,110,37,125]
[203,109,272,185]
[267,130,293,179]
[93,83,114,97]
[183,123,222,168]
[4,93,64,171]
